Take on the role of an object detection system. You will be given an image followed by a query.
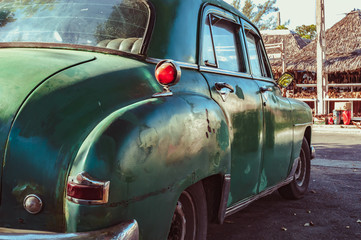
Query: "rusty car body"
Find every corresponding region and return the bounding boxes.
[0,0,313,239]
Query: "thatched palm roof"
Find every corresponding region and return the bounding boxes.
[287,10,361,74]
[261,30,309,73]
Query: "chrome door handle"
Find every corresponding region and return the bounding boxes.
[214,82,234,102]
[260,86,273,93]
[215,82,234,93]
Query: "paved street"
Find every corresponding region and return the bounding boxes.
[208,128,361,240]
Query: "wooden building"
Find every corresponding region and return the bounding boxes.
[262,29,309,78]
[262,10,361,118]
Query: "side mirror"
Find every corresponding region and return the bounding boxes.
[277,72,294,88]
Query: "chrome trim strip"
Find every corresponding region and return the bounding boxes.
[211,13,238,24]
[0,229,53,234]
[225,157,299,217]
[218,174,231,224]
[152,91,173,98]
[147,58,262,79]
[202,6,238,24]
[0,220,139,240]
[146,57,198,70]
[252,77,277,85]
[293,122,313,127]
[252,76,275,82]
[146,57,161,64]
[199,66,253,79]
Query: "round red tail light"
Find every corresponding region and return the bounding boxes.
[155,60,181,86]
[155,63,176,84]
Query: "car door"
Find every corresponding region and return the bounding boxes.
[242,24,294,191]
[199,6,264,204]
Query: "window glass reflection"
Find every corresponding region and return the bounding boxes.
[202,17,216,66]
[246,32,263,77]
[211,19,239,72]
[0,0,149,50]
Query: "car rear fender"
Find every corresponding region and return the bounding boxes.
[66,94,231,238]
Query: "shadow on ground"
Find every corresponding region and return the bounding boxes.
[207,166,361,240]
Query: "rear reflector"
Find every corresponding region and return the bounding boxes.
[67,182,103,201]
[66,172,110,205]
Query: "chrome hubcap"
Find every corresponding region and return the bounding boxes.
[295,149,306,187]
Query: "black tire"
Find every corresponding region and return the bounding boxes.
[278,137,311,200]
[168,181,208,240]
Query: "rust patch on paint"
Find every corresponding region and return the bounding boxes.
[106,185,173,208]
[205,109,213,137]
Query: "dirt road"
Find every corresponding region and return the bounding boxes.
[207,130,361,239]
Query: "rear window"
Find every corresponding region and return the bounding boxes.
[0,0,149,53]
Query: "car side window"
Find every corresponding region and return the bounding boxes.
[245,32,262,77]
[211,17,239,72]
[202,15,247,73]
[245,30,272,78]
[259,43,272,78]
[202,16,217,67]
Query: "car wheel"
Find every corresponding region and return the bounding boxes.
[278,137,311,200]
[168,182,207,240]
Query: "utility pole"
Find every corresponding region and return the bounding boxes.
[316,0,327,115]
[281,39,285,73]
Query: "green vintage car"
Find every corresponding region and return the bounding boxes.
[0,0,314,239]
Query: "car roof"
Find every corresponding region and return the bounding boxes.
[146,0,256,63]
[149,0,251,21]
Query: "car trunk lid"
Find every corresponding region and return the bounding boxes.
[0,48,95,200]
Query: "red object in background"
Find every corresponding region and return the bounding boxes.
[328,117,334,125]
[342,110,351,125]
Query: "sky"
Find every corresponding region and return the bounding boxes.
[224,0,360,30]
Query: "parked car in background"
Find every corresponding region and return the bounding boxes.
[0,0,314,239]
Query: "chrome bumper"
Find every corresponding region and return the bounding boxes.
[311,146,316,159]
[0,220,138,240]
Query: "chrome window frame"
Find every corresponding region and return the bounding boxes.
[198,4,251,77]
[241,20,275,81]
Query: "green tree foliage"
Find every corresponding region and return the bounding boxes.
[295,24,317,40]
[231,0,241,10]
[0,0,56,29]
[275,19,290,30]
[231,0,279,30]
[1,0,56,16]
[0,10,15,27]
[96,0,149,42]
[276,24,288,30]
